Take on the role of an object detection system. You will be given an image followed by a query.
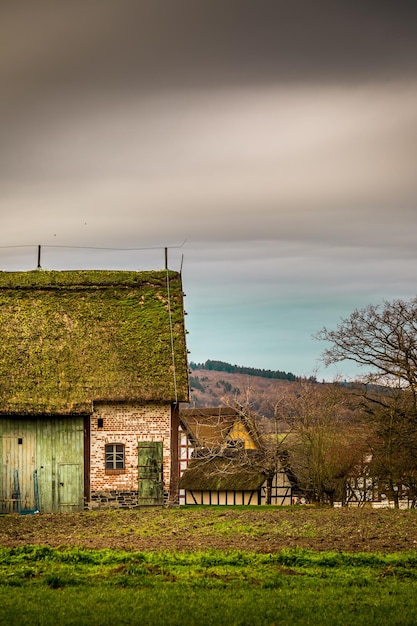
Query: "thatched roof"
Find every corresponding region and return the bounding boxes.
[180,406,264,452]
[0,270,189,414]
[180,407,239,447]
[179,455,265,491]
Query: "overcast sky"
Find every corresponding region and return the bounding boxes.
[1,1,417,380]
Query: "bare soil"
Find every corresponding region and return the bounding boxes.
[1,506,417,553]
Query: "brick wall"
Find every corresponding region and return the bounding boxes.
[88,402,172,509]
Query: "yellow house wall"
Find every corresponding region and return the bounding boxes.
[227,422,257,449]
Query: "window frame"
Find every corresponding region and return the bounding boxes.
[105,443,126,474]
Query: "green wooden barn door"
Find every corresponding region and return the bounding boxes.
[0,419,37,513]
[58,463,83,513]
[138,442,164,505]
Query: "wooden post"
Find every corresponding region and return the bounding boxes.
[169,402,180,504]
[37,245,42,269]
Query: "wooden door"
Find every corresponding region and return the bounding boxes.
[37,416,84,513]
[138,442,164,505]
[58,463,83,512]
[0,419,37,513]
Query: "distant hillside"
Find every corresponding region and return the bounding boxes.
[189,360,314,383]
[187,368,307,419]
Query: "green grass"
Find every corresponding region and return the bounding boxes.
[1,547,417,625]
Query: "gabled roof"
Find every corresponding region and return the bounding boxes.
[179,455,265,491]
[180,407,239,447]
[0,270,189,414]
[180,406,263,449]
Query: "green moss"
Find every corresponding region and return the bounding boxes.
[179,457,265,491]
[0,270,189,413]
[0,270,172,289]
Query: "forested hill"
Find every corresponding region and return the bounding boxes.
[187,368,300,418]
[189,360,315,383]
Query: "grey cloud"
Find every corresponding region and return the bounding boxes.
[3,2,417,87]
[1,1,417,376]
[2,1,417,128]
[2,83,416,208]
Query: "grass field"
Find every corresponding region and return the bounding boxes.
[1,546,417,625]
[0,547,417,626]
[1,506,417,625]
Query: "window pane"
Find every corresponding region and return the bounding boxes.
[105,444,125,470]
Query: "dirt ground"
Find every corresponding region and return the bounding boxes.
[1,506,417,553]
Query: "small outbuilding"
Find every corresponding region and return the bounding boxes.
[0,269,189,513]
[179,407,293,505]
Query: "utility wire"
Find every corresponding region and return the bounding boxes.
[0,241,187,251]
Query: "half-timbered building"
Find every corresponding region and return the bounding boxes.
[179,407,293,505]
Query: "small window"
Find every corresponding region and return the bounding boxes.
[97,418,104,428]
[105,444,125,470]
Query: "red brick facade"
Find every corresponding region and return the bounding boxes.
[88,402,173,509]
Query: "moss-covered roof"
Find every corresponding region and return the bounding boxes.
[179,456,265,491]
[0,270,189,414]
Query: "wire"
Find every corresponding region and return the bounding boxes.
[0,245,36,249]
[0,241,187,251]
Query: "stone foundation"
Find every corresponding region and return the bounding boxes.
[88,489,140,510]
[87,489,170,510]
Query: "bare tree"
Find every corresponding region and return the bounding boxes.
[281,381,367,505]
[317,297,417,506]
[316,298,417,413]
[185,382,369,507]
[223,382,368,506]
[182,386,294,505]
[360,385,417,507]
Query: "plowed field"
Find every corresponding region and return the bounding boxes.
[1,506,416,553]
